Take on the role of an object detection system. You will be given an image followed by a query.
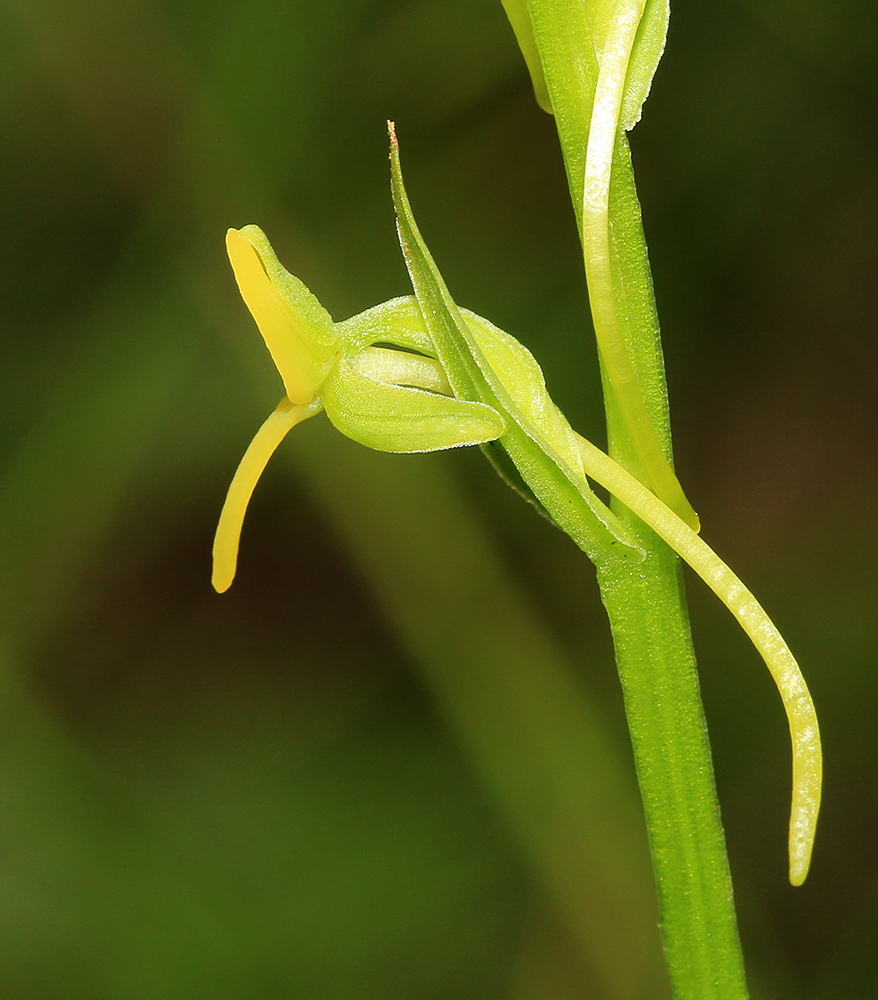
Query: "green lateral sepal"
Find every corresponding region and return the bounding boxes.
[322,347,506,454]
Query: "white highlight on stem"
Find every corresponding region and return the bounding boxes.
[576,432,822,885]
[582,0,700,532]
[212,397,321,593]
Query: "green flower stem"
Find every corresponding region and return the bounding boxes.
[595,542,748,998]
[593,263,750,993]
[526,0,751,994]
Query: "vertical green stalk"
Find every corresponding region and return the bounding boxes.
[525,1,750,995]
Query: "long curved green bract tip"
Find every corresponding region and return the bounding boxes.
[573,432,822,885]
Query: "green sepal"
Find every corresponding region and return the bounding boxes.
[321,349,506,454]
[335,295,439,356]
[340,294,553,513]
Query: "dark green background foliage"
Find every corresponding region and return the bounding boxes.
[1,1,876,997]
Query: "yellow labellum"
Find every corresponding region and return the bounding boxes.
[212,397,321,593]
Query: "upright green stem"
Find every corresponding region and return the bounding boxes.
[593,139,751,1000]
[597,539,748,998]
[526,1,751,994]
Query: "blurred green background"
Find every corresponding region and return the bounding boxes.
[1,1,876,997]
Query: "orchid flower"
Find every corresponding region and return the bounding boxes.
[212,130,820,886]
[211,226,507,595]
